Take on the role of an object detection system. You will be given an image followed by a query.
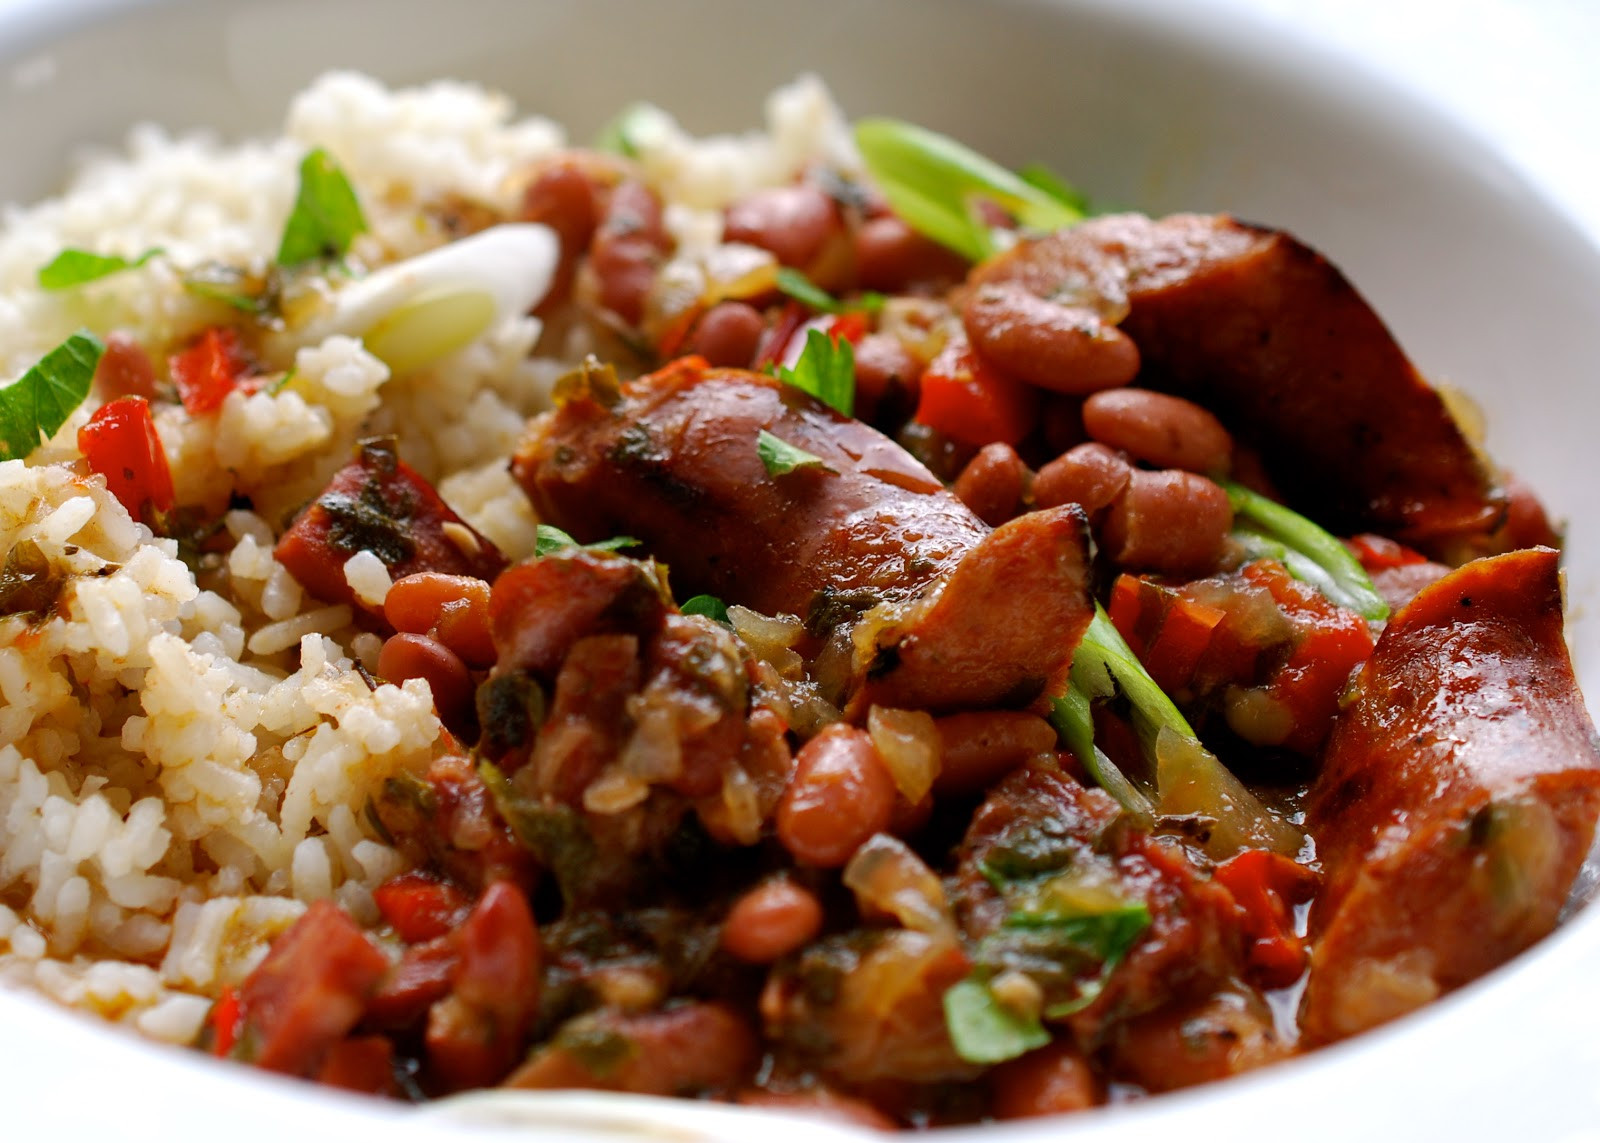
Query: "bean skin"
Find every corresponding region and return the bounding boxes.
[385,572,496,668]
[1082,388,1233,474]
[855,214,970,293]
[934,710,1060,795]
[776,724,897,867]
[688,301,766,368]
[721,879,824,964]
[379,632,475,726]
[724,185,846,278]
[962,281,1140,394]
[1032,442,1132,516]
[953,443,1030,526]
[1101,469,1233,575]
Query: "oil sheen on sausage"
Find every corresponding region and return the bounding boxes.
[1299,546,1600,1043]
[513,358,1094,713]
[967,213,1503,542]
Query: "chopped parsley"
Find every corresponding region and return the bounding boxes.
[756,429,832,477]
[0,332,103,461]
[276,148,367,267]
[776,327,855,417]
[775,266,884,316]
[680,594,731,625]
[37,247,161,291]
[533,524,641,559]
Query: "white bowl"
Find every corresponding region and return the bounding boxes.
[1,1,1598,1140]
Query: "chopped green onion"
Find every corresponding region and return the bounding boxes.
[854,118,1084,263]
[776,327,854,417]
[534,524,640,559]
[680,594,731,625]
[943,977,1050,1065]
[756,429,832,477]
[277,147,368,267]
[1048,688,1154,823]
[775,267,884,316]
[593,102,655,157]
[0,331,103,461]
[37,247,161,291]
[1222,480,1388,621]
[1017,163,1092,215]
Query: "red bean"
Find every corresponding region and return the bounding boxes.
[1032,442,1132,516]
[1101,469,1233,575]
[688,301,766,368]
[1500,471,1562,550]
[962,282,1140,394]
[590,180,668,327]
[379,632,474,726]
[721,879,824,964]
[934,711,1059,795]
[724,185,844,277]
[520,158,607,311]
[1081,388,1233,474]
[990,1041,1102,1119]
[385,572,496,668]
[953,443,1030,526]
[93,332,157,401]
[852,332,922,422]
[776,724,897,867]
[854,214,970,293]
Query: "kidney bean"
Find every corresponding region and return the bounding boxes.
[93,332,157,401]
[1032,442,1132,516]
[934,710,1060,795]
[854,214,970,293]
[990,1041,1101,1118]
[953,443,1030,526]
[776,724,897,867]
[1082,388,1233,475]
[1101,469,1233,575]
[589,179,669,327]
[508,1003,758,1095]
[724,185,847,279]
[520,158,607,311]
[386,572,496,668]
[687,301,766,368]
[379,632,475,726]
[852,332,922,422]
[962,282,1140,394]
[721,878,824,964]
[1041,394,1087,456]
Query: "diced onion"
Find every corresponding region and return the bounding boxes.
[867,705,941,804]
[727,605,805,677]
[842,833,952,937]
[1153,726,1303,858]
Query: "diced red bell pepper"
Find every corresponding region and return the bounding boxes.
[1108,574,1225,695]
[915,337,1039,447]
[235,900,390,1075]
[373,871,471,944]
[1348,533,1427,572]
[1214,849,1319,989]
[78,396,175,525]
[827,311,870,345]
[208,985,242,1058]
[274,438,507,615]
[169,326,253,415]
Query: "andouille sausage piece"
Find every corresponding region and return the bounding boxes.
[1300,547,1600,1043]
[967,214,1503,542]
[515,359,1093,712]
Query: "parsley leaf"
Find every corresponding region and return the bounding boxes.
[534,523,640,559]
[38,247,161,291]
[756,429,832,477]
[680,594,731,624]
[277,148,367,267]
[776,327,854,417]
[775,267,884,316]
[0,332,103,461]
[1221,480,1388,620]
[943,977,1050,1065]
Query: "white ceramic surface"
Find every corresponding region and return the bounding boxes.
[1,1,1599,1140]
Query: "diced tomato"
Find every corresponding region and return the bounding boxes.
[169,326,253,415]
[1348,533,1427,572]
[236,900,390,1076]
[315,1036,397,1095]
[208,985,242,1058]
[274,438,507,614]
[915,337,1039,447]
[373,872,471,944]
[77,396,175,525]
[1108,575,1225,695]
[1214,849,1319,989]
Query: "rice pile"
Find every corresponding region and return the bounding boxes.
[0,71,854,1043]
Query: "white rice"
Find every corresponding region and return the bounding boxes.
[0,71,853,1042]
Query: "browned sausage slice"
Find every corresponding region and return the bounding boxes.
[514,360,1093,713]
[968,214,1503,542]
[1300,547,1600,1043]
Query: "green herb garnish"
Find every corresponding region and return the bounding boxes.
[853,118,1084,263]
[943,977,1050,1065]
[0,331,104,461]
[276,148,368,267]
[756,429,832,477]
[534,524,641,559]
[37,247,161,291]
[1222,480,1388,621]
[680,594,731,625]
[182,264,270,314]
[1017,162,1091,216]
[774,267,884,316]
[593,102,654,157]
[776,327,854,417]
